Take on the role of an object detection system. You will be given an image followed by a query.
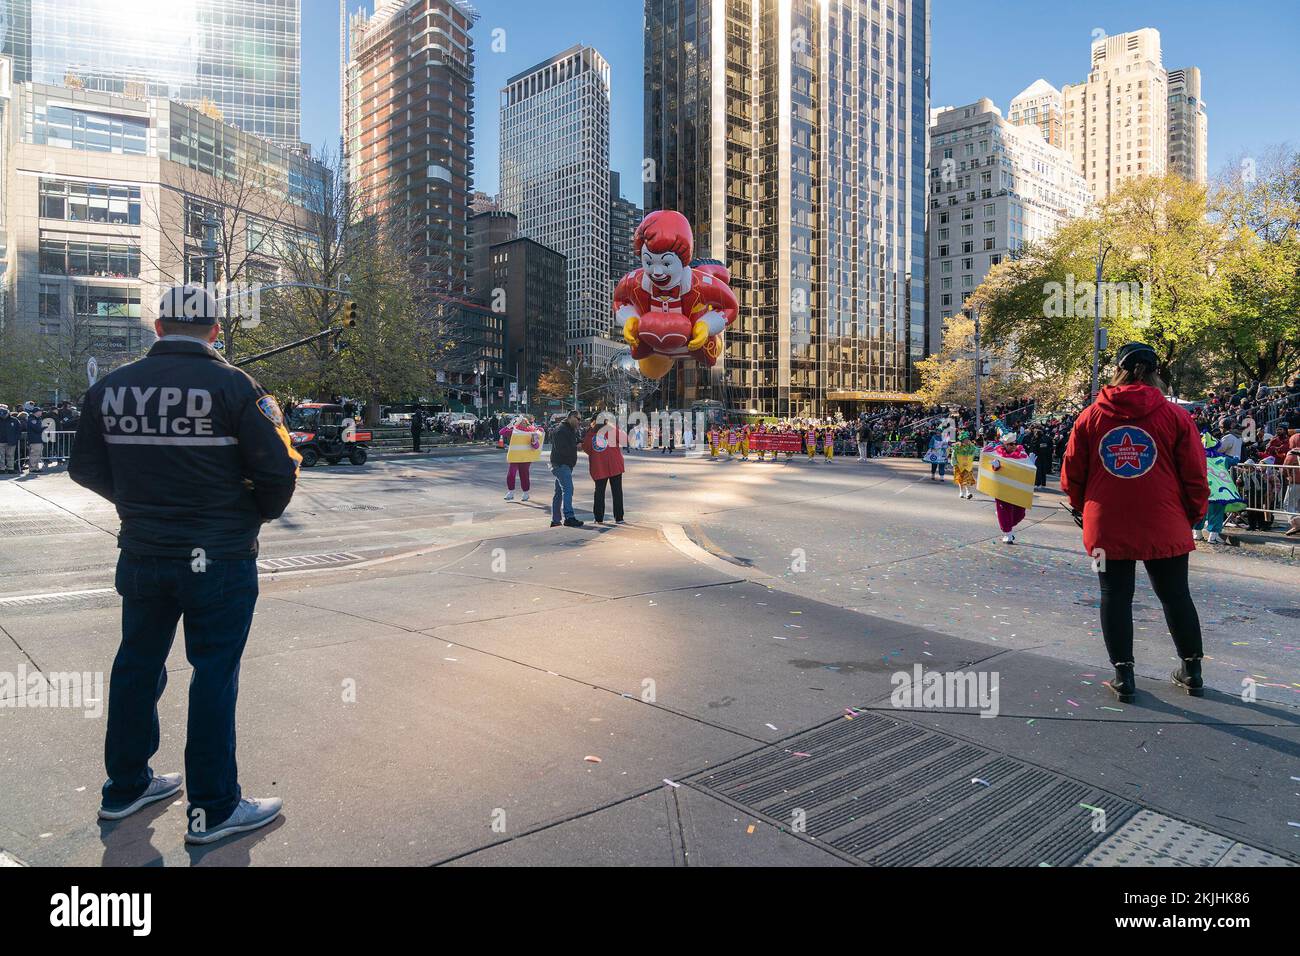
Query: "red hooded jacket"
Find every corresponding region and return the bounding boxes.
[581,425,626,481]
[1061,384,1208,561]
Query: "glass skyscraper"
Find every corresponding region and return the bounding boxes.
[0,0,301,146]
[644,0,929,417]
[499,45,612,365]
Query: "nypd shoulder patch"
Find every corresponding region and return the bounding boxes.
[257,395,284,427]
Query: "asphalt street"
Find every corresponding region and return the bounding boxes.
[1,447,1296,866]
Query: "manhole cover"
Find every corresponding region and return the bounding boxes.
[1269,607,1300,619]
[685,709,1138,866]
[349,504,382,511]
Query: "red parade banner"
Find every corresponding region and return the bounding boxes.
[749,432,804,453]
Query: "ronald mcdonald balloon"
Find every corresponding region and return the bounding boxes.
[613,210,739,380]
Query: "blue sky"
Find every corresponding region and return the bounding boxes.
[302,0,1300,198]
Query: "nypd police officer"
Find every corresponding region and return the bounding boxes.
[70,284,300,845]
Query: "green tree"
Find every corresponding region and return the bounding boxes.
[1209,147,1300,385]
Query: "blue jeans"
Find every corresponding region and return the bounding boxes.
[104,553,258,828]
[551,464,575,521]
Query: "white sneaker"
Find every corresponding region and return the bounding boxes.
[98,772,183,820]
[1191,528,1203,540]
[504,491,514,500]
[521,492,530,501]
[1207,532,1223,544]
[1001,533,1015,544]
[185,796,283,845]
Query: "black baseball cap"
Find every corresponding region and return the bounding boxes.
[158,284,219,325]
[1115,341,1157,371]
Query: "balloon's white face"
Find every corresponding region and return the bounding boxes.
[641,248,686,291]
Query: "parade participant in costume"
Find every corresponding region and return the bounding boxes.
[708,425,721,460]
[614,212,739,380]
[806,428,817,462]
[503,415,541,501]
[951,432,978,499]
[738,424,750,461]
[822,427,835,462]
[1061,342,1209,703]
[925,430,949,481]
[1194,437,1245,544]
[983,432,1030,542]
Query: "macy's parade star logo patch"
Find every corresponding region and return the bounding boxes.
[1098,425,1157,478]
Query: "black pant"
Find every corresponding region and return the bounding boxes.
[412,432,421,452]
[1097,553,1202,664]
[1035,455,1050,486]
[593,474,623,522]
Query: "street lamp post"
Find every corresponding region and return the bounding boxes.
[1090,236,1112,401]
[973,309,982,439]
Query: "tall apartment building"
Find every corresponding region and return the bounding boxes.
[1167,67,1207,184]
[1008,79,1063,149]
[499,45,612,366]
[645,0,930,416]
[468,208,517,304]
[345,0,478,295]
[0,0,302,147]
[608,170,640,284]
[1062,28,1167,200]
[490,236,567,400]
[0,70,327,393]
[928,99,1090,340]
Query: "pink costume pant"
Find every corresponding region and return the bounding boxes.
[506,462,531,491]
[995,500,1025,532]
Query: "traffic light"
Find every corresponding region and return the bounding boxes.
[343,300,358,327]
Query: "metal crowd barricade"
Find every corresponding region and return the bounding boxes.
[11,430,77,471]
[1230,462,1298,521]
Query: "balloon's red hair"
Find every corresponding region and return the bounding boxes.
[633,210,694,261]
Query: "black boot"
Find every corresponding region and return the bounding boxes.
[1171,657,1204,697]
[1107,662,1136,703]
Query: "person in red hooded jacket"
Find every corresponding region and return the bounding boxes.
[582,414,627,524]
[1061,343,1209,703]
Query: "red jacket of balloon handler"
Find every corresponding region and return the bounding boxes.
[582,423,626,481]
[1060,384,1208,561]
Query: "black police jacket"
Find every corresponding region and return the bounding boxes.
[69,337,301,559]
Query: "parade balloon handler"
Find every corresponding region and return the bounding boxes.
[1061,342,1210,703]
[502,415,541,501]
[549,410,584,528]
[68,283,300,845]
[583,415,627,524]
[951,431,978,499]
[614,210,739,380]
[980,431,1031,542]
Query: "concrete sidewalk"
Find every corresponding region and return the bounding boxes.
[2,521,1296,867]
